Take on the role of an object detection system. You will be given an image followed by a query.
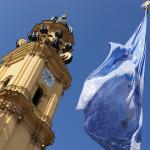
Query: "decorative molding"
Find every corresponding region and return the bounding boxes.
[6,84,31,100]
[0,100,16,115]
[0,90,54,146]
[32,107,50,126]
[31,133,41,145]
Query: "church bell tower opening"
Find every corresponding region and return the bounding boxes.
[32,87,43,106]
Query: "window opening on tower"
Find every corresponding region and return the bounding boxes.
[3,77,11,87]
[32,87,43,106]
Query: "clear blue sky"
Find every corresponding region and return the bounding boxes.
[0,0,149,150]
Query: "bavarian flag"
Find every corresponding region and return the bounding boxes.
[77,13,147,150]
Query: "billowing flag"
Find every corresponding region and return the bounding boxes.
[77,13,147,150]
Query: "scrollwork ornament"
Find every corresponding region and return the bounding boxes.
[0,100,16,115]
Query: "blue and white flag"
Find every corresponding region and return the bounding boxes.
[77,13,147,150]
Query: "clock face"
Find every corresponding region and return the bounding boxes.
[42,68,55,87]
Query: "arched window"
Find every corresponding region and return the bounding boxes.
[32,87,43,106]
[3,77,12,87]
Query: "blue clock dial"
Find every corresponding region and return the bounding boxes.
[42,69,55,87]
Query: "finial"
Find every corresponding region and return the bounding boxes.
[64,11,68,18]
[141,0,150,13]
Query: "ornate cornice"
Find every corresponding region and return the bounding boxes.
[0,89,54,146]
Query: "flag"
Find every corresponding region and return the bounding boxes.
[77,13,147,150]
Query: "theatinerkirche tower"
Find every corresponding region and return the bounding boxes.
[0,15,74,150]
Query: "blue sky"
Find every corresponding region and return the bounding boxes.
[0,0,149,150]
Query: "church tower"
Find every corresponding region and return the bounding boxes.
[0,15,74,150]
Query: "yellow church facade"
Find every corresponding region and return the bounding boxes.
[0,15,74,150]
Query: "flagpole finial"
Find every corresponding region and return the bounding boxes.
[141,1,150,12]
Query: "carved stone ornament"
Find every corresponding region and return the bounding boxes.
[31,133,43,147]
[0,100,16,115]
[16,39,28,48]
